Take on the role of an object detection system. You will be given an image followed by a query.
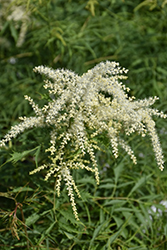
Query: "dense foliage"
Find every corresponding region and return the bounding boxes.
[0,0,167,249]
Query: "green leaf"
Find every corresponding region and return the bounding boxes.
[59,220,81,234]
[64,232,74,239]
[9,146,41,164]
[77,176,96,186]
[25,213,40,226]
[104,200,127,207]
[89,220,107,249]
[128,174,152,197]
[12,187,34,193]
[34,145,41,167]
[139,203,152,229]
[157,67,167,76]
[113,216,128,239]
[107,217,131,245]
[114,162,124,184]
[9,23,18,42]
[99,183,115,189]
[164,224,167,235]
[0,21,9,35]
[115,207,133,212]
[45,221,57,235]
[59,210,79,225]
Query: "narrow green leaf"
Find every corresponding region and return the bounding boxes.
[0,21,9,35]
[64,232,74,239]
[89,220,107,249]
[139,203,152,229]
[114,162,124,183]
[12,187,34,193]
[157,67,167,76]
[99,183,115,189]
[25,213,40,226]
[129,247,148,250]
[117,181,134,189]
[164,224,167,235]
[34,145,41,167]
[107,214,132,245]
[10,23,18,42]
[128,174,152,197]
[104,200,127,207]
[115,207,133,212]
[45,221,57,235]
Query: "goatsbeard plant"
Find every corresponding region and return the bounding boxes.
[0,61,166,220]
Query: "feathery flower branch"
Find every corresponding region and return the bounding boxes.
[0,61,166,220]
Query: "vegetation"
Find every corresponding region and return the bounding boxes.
[0,0,167,249]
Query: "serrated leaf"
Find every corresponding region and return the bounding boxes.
[9,146,40,164]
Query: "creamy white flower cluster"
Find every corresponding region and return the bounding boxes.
[0,61,166,220]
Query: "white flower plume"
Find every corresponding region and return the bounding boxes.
[0,61,166,220]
